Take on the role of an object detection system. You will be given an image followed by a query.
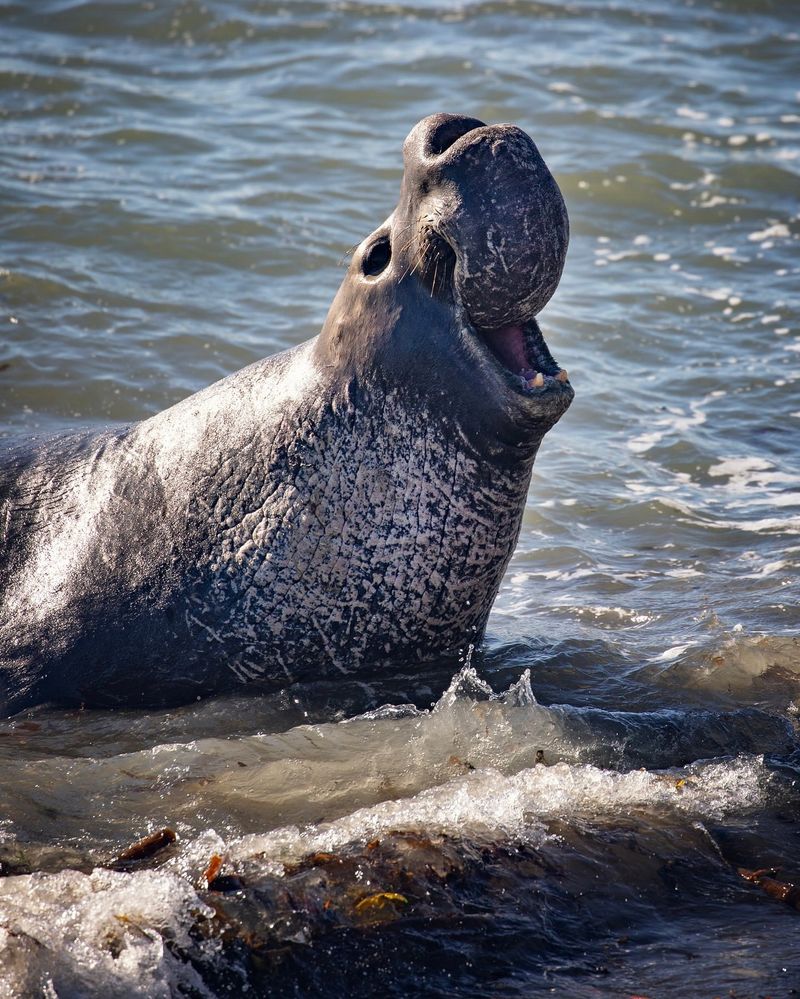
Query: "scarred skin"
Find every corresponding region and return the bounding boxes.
[0,114,573,713]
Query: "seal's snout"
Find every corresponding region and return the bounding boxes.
[394,113,572,420]
[400,113,569,331]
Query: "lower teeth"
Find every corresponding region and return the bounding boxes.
[519,368,569,390]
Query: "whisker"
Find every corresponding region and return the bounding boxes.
[396,236,417,257]
[408,254,425,280]
[398,249,424,284]
[338,243,360,267]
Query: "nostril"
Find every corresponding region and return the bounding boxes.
[362,235,391,278]
[426,115,485,156]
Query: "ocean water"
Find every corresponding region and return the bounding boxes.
[1,0,799,996]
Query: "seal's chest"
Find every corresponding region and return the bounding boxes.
[188,400,532,680]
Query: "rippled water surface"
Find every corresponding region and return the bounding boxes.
[1,0,799,996]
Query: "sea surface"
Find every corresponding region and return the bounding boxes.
[1,0,799,996]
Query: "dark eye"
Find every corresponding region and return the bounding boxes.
[362,236,391,277]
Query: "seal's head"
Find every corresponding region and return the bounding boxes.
[317,113,573,458]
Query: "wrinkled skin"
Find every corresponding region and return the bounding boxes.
[0,114,573,714]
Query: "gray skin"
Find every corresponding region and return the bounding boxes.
[0,114,573,714]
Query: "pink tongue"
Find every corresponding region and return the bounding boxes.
[481,324,528,372]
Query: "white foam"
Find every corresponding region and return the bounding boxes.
[711,515,800,534]
[709,455,772,477]
[227,756,767,869]
[697,285,732,301]
[676,106,708,121]
[628,401,708,453]
[652,643,696,662]
[568,605,657,627]
[748,223,790,242]
[0,869,214,999]
[547,81,575,93]
[742,559,788,578]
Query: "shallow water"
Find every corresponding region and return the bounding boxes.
[1,0,799,995]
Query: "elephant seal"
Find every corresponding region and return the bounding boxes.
[0,113,572,714]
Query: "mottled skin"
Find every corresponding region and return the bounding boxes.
[0,114,573,714]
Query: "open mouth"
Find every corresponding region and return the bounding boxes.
[474,321,570,395]
[416,227,571,399]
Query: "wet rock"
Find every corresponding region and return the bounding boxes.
[115,828,177,864]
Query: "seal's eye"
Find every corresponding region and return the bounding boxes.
[362,236,391,278]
